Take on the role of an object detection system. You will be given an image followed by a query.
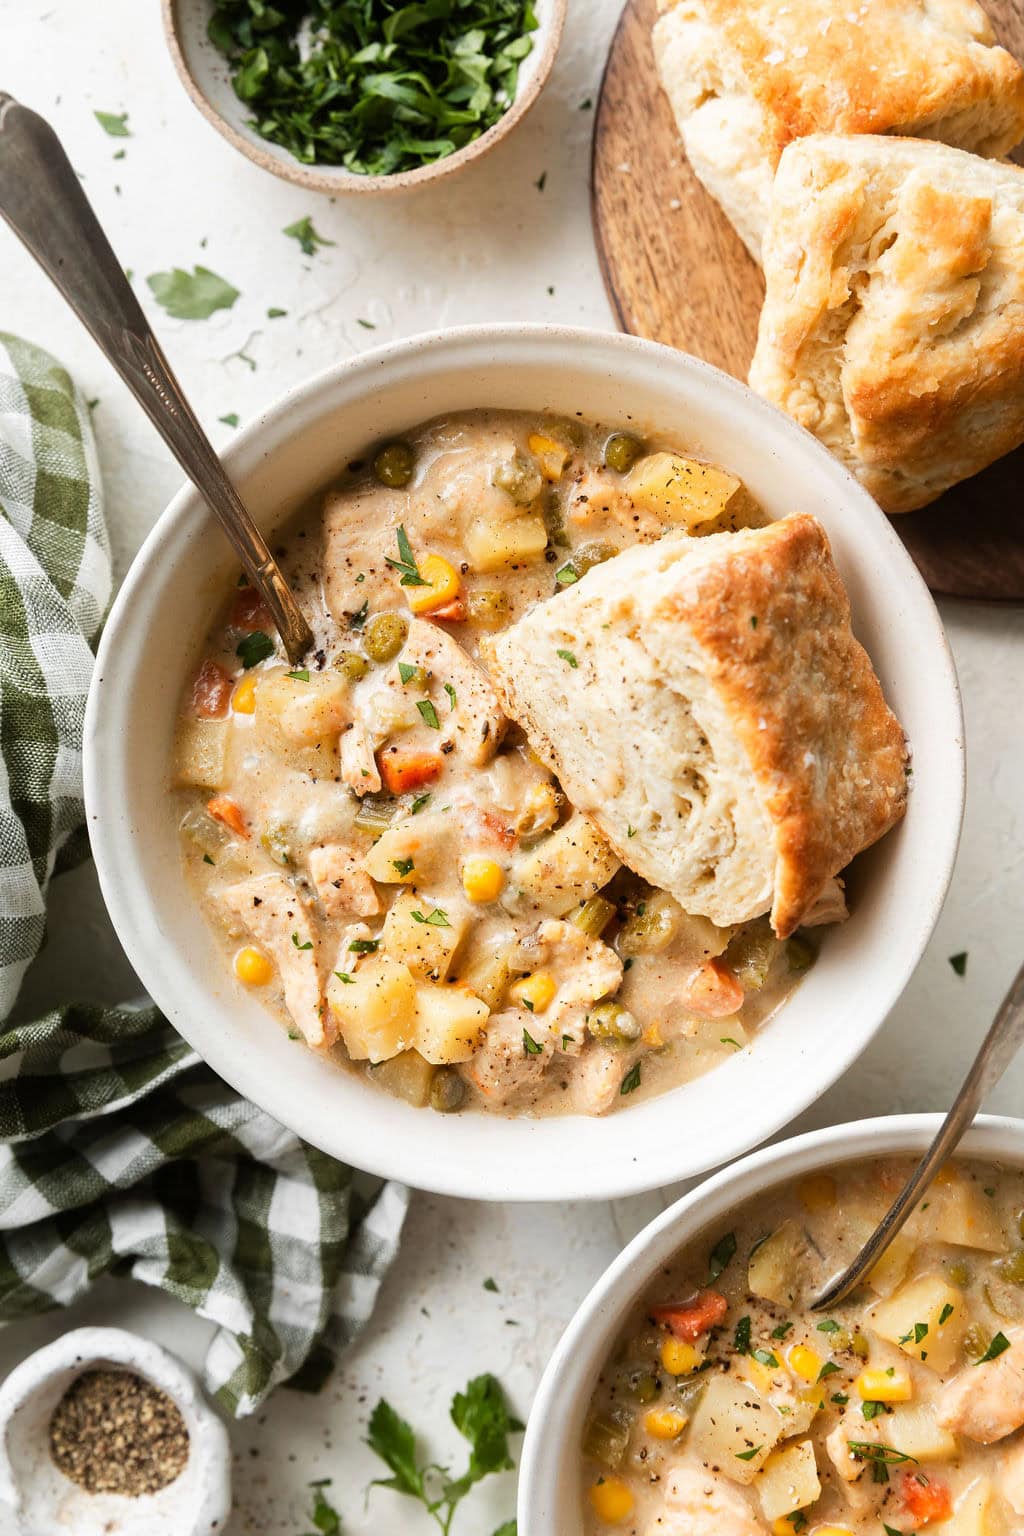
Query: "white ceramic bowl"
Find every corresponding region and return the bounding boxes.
[519,1112,1024,1535]
[84,325,964,1202]
[162,0,567,194]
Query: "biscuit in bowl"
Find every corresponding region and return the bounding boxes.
[749,133,1024,512]
[652,0,1024,260]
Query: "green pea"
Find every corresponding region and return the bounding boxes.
[625,1371,661,1404]
[587,1000,641,1045]
[364,612,409,663]
[493,453,542,506]
[430,1067,467,1114]
[999,1248,1024,1286]
[335,650,369,682]
[373,441,415,489]
[467,590,511,627]
[604,432,643,474]
[948,1260,972,1288]
[786,936,817,973]
[573,540,619,577]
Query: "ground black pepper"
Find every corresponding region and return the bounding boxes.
[49,1368,190,1497]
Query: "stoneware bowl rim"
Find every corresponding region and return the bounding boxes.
[517,1112,1024,1536]
[83,323,965,1202]
[161,0,569,194]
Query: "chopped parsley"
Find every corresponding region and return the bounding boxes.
[219,412,240,428]
[410,792,432,815]
[949,951,968,976]
[236,630,275,668]
[817,1320,841,1334]
[735,1446,762,1462]
[620,1061,642,1095]
[398,662,418,684]
[771,1322,793,1340]
[708,1231,737,1280]
[333,971,355,985]
[392,857,415,877]
[555,563,578,586]
[861,1400,889,1421]
[411,907,451,927]
[417,699,441,729]
[202,853,215,865]
[975,1330,1011,1364]
[751,1349,779,1368]
[899,1322,929,1345]
[939,1303,955,1326]
[556,648,578,668]
[483,1277,499,1292]
[734,1316,752,1354]
[267,306,288,318]
[146,265,239,320]
[444,682,457,711]
[523,1028,543,1056]
[847,1442,916,1485]
[385,525,429,587]
[349,599,369,630]
[817,1361,841,1382]
[348,939,379,954]
[282,216,335,257]
[291,932,313,950]
[94,110,130,136]
[287,668,310,681]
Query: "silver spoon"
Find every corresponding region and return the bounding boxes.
[813,956,1024,1309]
[0,94,313,665]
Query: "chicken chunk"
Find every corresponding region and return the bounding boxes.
[308,844,382,920]
[511,918,623,1030]
[340,721,381,795]
[464,1010,548,1107]
[221,875,326,1046]
[396,618,505,767]
[322,487,403,622]
[569,1042,641,1115]
[824,1418,888,1521]
[937,1327,1024,1442]
[654,1465,766,1536]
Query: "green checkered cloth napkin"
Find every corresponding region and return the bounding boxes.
[0,334,408,1415]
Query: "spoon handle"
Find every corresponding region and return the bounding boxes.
[814,956,1024,1309]
[0,94,312,664]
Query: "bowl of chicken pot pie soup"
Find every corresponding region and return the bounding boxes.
[84,327,963,1200]
[520,1115,1024,1535]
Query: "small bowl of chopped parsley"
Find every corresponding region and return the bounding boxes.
[162,0,567,192]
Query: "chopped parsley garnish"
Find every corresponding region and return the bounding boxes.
[771,1322,793,1340]
[555,563,578,586]
[847,1442,917,1484]
[146,265,239,320]
[939,1303,955,1326]
[417,699,441,729]
[861,1400,889,1420]
[627,824,637,838]
[291,932,313,950]
[708,1231,737,1281]
[523,1028,543,1056]
[282,216,335,257]
[899,1322,929,1345]
[817,1320,841,1333]
[561,1034,574,1048]
[219,412,239,428]
[287,668,310,681]
[333,971,355,985]
[267,306,288,318]
[349,939,379,954]
[831,1392,849,1406]
[817,1361,841,1381]
[411,907,450,927]
[398,662,418,684]
[202,853,215,865]
[734,1316,752,1354]
[444,682,457,711]
[556,648,578,668]
[357,318,377,329]
[349,599,369,630]
[392,857,414,877]
[752,1349,779,1368]
[385,524,429,587]
[94,110,130,136]
[720,1036,741,1048]
[975,1330,1011,1364]
[735,1446,762,1461]
[410,793,432,815]
[483,1277,499,1292]
[949,951,968,976]
[620,1061,642,1095]
[236,630,275,668]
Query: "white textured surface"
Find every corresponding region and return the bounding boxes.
[1,2,1023,1532]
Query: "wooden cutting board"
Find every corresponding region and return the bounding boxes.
[592,0,1024,601]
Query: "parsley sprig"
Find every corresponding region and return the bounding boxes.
[386,524,430,587]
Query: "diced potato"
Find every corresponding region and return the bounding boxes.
[459,946,513,1011]
[528,432,569,482]
[174,718,230,789]
[256,670,350,745]
[513,812,620,916]
[413,984,489,1064]
[465,515,548,572]
[626,452,741,529]
[362,813,453,885]
[687,1375,784,1485]
[868,1275,968,1374]
[326,954,416,1063]
[907,1170,1008,1254]
[930,1478,1001,1536]
[748,1221,809,1308]
[369,1049,435,1107]
[868,1232,916,1297]
[884,1403,959,1463]
[756,1440,821,1523]
[382,890,468,982]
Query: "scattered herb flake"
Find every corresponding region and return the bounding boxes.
[817,1361,841,1382]
[535,170,547,191]
[772,1322,793,1340]
[219,412,240,427]
[305,1484,342,1536]
[287,668,311,681]
[735,1446,762,1461]
[357,318,377,329]
[752,1349,779,1368]
[283,216,335,257]
[939,1304,955,1326]
[236,630,275,668]
[411,907,451,928]
[708,1231,737,1280]
[392,857,414,877]
[523,1028,543,1056]
[410,793,432,815]
[203,853,215,865]
[349,939,379,954]
[975,1331,1011,1364]
[949,951,968,976]
[94,110,130,137]
[483,1277,499,1293]
[444,682,457,711]
[556,648,578,668]
[334,971,355,984]
[292,932,313,950]
[267,306,288,318]
[734,1316,752,1354]
[146,265,239,320]
[417,699,441,730]
[862,1400,889,1421]
[385,525,429,588]
[555,563,578,586]
[620,1061,642,1095]
[817,1320,841,1333]
[349,599,369,631]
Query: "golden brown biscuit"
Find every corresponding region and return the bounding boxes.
[749,133,1024,511]
[482,515,908,937]
[653,0,1024,260]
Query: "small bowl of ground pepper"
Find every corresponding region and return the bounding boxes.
[0,1327,230,1536]
[163,0,568,193]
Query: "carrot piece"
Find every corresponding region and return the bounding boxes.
[377,748,445,795]
[206,795,249,839]
[191,659,233,719]
[900,1473,952,1525]
[651,1289,728,1340]
[431,598,468,622]
[466,806,516,850]
[681,957,744,1018]
[230,585,272,633]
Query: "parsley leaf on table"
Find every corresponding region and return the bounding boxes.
[94,110,130,136]
[283,216,336,257]
[146,265,239,320]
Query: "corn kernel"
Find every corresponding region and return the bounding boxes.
[461,856,505,904]
[797,1173,837,1212]
[528,432,569,482]
[811,1529,854,1536]
[643,1408,687,1440]
[661,1337,703,1376]
[856,1367,913,1403]
[642,1021,663,1049]
[232,673,258,714]
[234,946,274,986]
[407,553,462,615]
[588,1477,634,1524]
[788,1344,822,1383]
[509,971,556,1015]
